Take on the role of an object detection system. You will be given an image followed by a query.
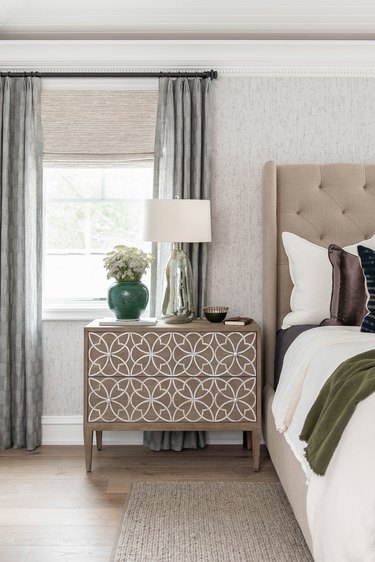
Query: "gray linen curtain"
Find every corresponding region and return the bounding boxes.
[0,77,43,450]
[145,76,211,452]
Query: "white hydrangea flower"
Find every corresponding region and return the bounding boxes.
[103,244,152,283]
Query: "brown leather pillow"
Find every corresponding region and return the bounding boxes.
[321,244,367,326]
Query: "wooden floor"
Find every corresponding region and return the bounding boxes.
[0,443,278,562]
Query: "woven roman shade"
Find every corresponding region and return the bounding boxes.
[41,90,158,163]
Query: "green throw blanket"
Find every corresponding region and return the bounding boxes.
[300,348,375,476]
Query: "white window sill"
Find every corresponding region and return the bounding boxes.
[43,301,111,321]
[42,301,153,321]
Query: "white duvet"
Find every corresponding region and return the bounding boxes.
[272,326,375,562]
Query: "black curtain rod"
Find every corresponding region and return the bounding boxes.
[0,70,218,80]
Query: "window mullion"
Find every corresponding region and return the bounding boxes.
[84,202,91,257]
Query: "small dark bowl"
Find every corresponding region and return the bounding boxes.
[203,306,229,323]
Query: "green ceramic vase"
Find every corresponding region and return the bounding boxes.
[108,281,149,320]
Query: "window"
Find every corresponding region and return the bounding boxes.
[40,83,159,317]
[43,164,153,310]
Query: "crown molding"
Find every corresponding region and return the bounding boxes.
[0,0,22,24]
[2,39,375,75]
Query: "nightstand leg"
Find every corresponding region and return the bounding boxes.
[96,431,102,451]
[251,429,261,472]
[84,428,93,472]
[243,431,252,450]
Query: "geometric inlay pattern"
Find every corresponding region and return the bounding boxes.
[87,330,257,424]
[88,331,256,378]
[88,376,256,423]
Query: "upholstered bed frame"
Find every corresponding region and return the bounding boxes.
[262,161,375,552]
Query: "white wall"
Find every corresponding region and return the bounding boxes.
[42,73,375,440]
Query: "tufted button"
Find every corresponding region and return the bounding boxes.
[363,184,367,189]
[318,184,322,189]
[296,210,300,215]
[342,210,346,215]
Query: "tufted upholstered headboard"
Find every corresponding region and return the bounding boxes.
[262,161,375,389]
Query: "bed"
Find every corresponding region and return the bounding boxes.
[262,161,375,559]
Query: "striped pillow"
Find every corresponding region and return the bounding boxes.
[358,245,375,333]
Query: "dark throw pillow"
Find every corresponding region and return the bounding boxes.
[321,244,367,327]
[358,245,375,333]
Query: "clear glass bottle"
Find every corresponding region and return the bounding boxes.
[162,243,195,323]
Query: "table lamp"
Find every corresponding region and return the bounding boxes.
[143,199,212,323]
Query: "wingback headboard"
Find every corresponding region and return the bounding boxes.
[262,161,375,389]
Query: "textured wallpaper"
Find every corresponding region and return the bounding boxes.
[44,75,375,415]
[43,321,85,415]
[207,75,375,322]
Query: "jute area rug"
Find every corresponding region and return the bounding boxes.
[112,481,313,562]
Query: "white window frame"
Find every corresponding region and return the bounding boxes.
[42,77,158,321]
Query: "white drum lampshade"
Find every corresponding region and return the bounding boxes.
[143,199,212,323]
[143,199,212,243]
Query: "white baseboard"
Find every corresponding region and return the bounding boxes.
[41,416,244,446]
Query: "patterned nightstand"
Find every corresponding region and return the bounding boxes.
[84,320,261,471]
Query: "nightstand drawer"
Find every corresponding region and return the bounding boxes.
[87,376,257,423]
[88,330,257,378]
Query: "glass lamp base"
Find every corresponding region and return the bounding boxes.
[162,243,195,324]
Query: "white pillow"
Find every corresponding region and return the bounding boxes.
[282,232,375,329]
[344,236,375,255]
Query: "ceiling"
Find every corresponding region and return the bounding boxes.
[2,0,375,40]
